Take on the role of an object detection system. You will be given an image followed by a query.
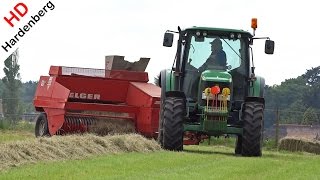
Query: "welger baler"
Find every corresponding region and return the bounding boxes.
[33,55,161,138]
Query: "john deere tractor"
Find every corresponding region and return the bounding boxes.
[158,19,274,156]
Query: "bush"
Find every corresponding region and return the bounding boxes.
[15,120,35,132]
[0,119,34,132]
[0,119,10,130]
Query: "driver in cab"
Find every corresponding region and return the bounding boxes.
[199,38,227,71]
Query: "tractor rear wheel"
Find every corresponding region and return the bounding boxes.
[162,97,185,151]
[235,135,242,155]
[35,113,50,137]
[241,102,264,156]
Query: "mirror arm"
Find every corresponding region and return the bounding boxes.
[252,37,270,40]
[166,30,179,34]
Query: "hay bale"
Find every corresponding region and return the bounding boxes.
[279,137,320,154]
[0,134,160,171]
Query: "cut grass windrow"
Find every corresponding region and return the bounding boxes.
[0,133,161,171]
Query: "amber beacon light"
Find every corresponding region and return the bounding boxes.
[251,18,258,29]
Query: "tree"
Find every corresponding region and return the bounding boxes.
[264,76,308,127]
[303,66,320,86]
[301,107,318,125]
[302,66,320,109]
[21,81,38,113]
[2,49,22,123]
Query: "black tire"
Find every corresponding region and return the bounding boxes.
[241,102,264,156]
[35,113,50,137]
[163,97,185,151]
[235,135,242,155]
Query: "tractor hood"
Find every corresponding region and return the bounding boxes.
[201,70,232,83]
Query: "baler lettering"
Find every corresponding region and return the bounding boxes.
[69,92,74,98]
[69,92,100,100]
[93,94,100,100]
[87,94,93,99]
[80,93,87,99]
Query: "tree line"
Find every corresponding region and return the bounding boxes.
[264,66,320,128]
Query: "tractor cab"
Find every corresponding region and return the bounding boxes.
[177,29,250,111]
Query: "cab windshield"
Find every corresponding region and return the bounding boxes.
[186,35,245,72]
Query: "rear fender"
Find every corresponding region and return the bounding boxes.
[159,69,177,98]
[160,70,186,115]
[249,76,265,98]
[159,70,167,101]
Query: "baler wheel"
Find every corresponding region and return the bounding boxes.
[241,102,264,157]
[162,97,185,151]
[35,113,50,137]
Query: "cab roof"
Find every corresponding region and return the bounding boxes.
[184,26,253,37]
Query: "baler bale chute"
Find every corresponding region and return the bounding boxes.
[33,55,161,138]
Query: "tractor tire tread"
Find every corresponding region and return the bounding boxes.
[241,102,264,157]
[163,97,185,151]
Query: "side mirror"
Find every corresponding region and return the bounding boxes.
[163,32,174,47]
[265,40,275,54]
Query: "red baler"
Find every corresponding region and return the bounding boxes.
[33,56,161,138]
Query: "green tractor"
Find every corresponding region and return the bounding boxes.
[158,19,274,156]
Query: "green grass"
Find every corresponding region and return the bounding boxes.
[201,136,278,151]
[200,136,236,147]
[1,146,320,179]
[0,130,34,143]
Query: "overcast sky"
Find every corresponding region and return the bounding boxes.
[0,0,319,85]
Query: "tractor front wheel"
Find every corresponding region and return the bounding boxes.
[35,113,50,137]
[162,97,185,151]
[241,102,264,156]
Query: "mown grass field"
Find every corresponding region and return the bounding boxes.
[0,134,320,180]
